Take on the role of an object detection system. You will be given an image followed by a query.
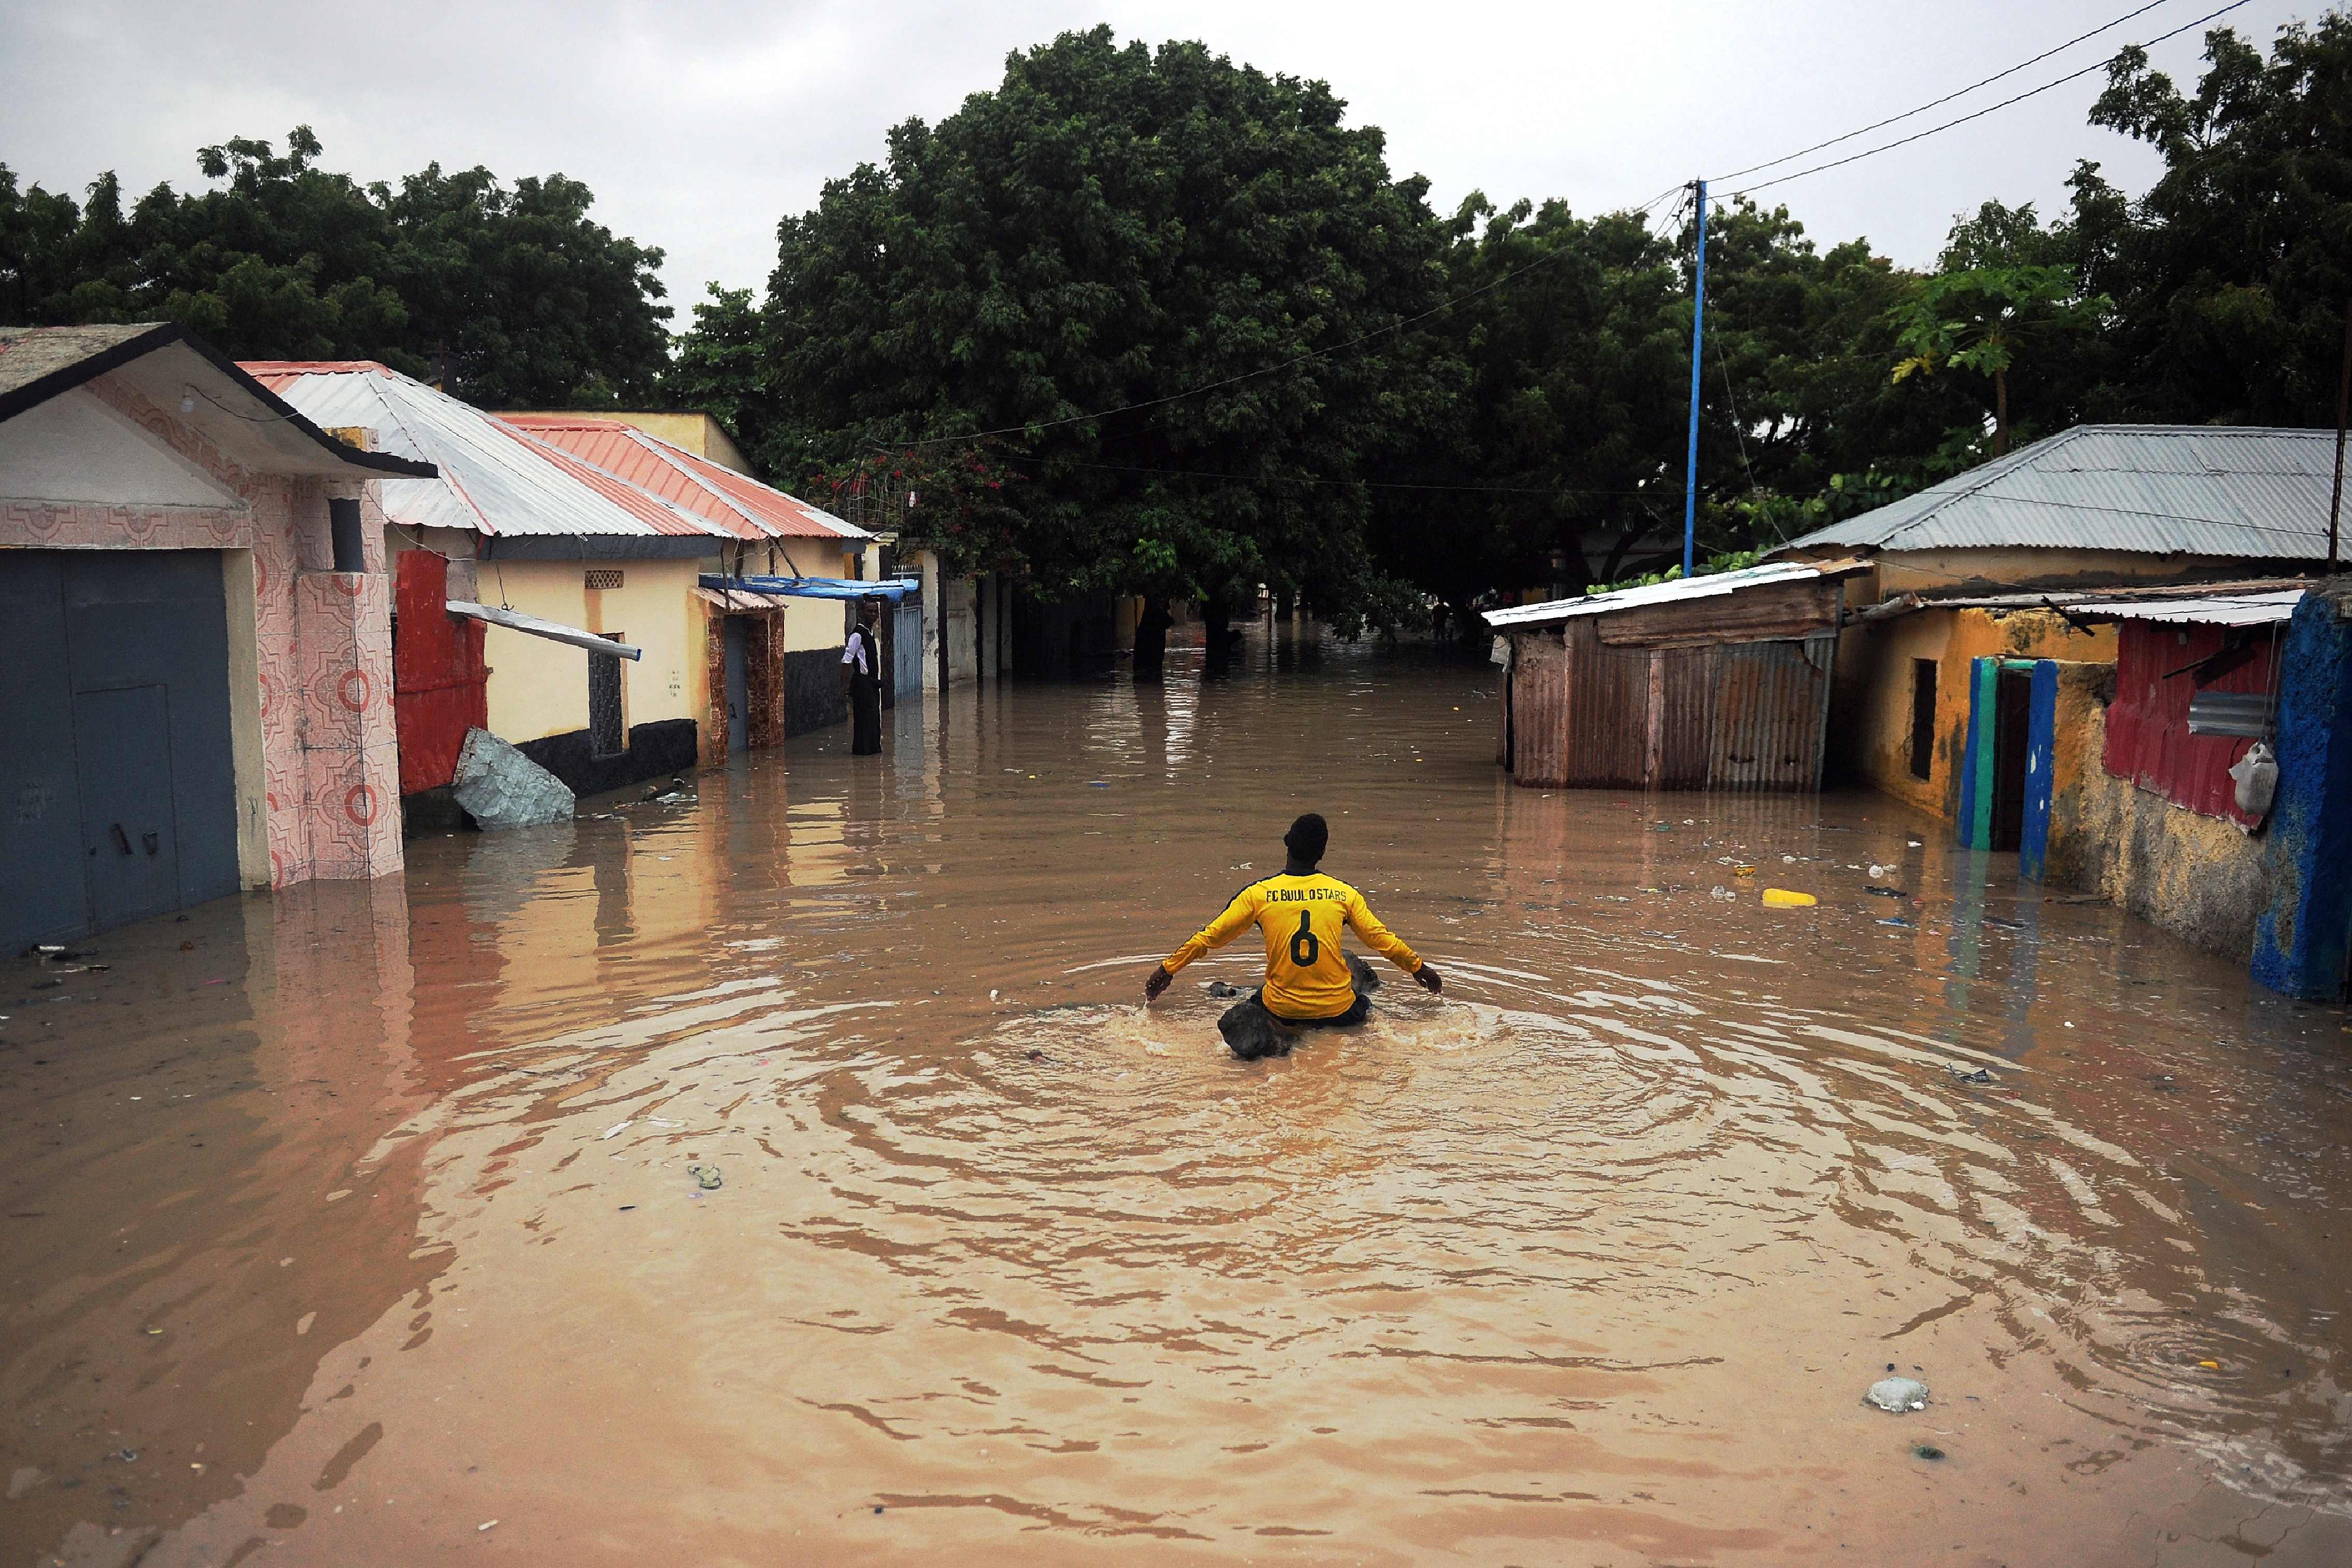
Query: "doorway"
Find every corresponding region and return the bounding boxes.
[722,617,749,752]
[1990,665,2033,852]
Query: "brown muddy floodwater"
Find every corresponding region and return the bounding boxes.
[5,632,2352,1568]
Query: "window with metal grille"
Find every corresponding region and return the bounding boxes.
[585,568,624,591]
[589,635,626,758]
[1909,659,1937,780]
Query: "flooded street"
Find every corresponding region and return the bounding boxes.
[5,632,2350,1567]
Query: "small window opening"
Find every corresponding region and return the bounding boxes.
[328,497,364,573]
[1909,659,1937,781]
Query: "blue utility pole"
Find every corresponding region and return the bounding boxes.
[1681,179,1707,579]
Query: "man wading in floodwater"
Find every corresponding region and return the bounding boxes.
[844,599,883,756]
[1145,813,1440,1059]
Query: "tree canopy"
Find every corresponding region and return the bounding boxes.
[0,127,671,407]
[691,26,1451,625]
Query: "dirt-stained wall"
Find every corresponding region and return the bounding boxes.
[1832,606,2115,820]
[2045,693,2272,959]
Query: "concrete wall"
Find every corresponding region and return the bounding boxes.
[1833,606,2115,819]
[2255,585,2352,1000]
[2042,687,2274,960]
[466,555,709,745]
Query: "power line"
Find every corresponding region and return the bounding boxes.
[1713,0,2177,184]
[1718,0,2254,199]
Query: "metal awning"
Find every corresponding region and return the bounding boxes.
[1485,559,1868,630]
[699,573,920,604]
[446,601,641,660]
[2059,588,2306,626]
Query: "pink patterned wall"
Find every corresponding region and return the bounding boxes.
[2,372,403,890]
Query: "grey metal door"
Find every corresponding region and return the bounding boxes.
[722,617,749,752]
[893,602,923,697]
[74,686,182,929]
[0,554,88,945]
[0,551,236,952]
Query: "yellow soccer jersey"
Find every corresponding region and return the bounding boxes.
[1161,872,1422,1020]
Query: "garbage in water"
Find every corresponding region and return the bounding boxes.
[1914,1444,1946,1461]
[1732,864,1757,877]
[1878,917,1911,928]
[1865,886,1904,898]
[600,1121,631,1140]
[1948,1064,1995,1085]
[688,1164,724,1190]
[1865,1377,1930,1413]
[1762,889,1816,908]
[1868,864,1889,878]
[1202,980,1251,999]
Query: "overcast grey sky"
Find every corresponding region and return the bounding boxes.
[1,0,2324,320]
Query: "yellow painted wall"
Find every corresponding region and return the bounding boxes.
[1834,606,2115,821]
[474,556,711,744]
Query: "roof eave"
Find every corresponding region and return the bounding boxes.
[3,324,435,479]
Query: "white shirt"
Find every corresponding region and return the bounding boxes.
[842,625,874,676]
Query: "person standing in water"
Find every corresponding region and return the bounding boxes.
[844,599,883,756]
[1145,813,1439,1034]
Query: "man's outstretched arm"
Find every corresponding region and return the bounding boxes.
[1346,893,1442,993]
[1145,887,1262,1002]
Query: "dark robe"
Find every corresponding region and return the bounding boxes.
[849,624,883,754]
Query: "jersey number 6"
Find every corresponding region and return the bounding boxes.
[1289,909,1320,967]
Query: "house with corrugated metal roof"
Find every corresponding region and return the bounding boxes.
[1766,422,2349,982]
[243,364,872,811]
[1771,423,2336,823]
[0,323,437,953]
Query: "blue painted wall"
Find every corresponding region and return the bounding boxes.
[2019,660,2059,882]
[2253,589,2352,1001]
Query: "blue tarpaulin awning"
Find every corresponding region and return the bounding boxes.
[699,574,920,603]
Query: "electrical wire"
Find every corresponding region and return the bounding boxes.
[1718,0,2254,199]
[1713,0,2177,184]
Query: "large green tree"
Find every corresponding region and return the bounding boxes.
[2069,16,2352,424]
[0,127,671,407]
[689,27,1452,639]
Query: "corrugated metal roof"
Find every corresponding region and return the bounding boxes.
[1485,560,1860,630]
[502,416,866,542]
[1779,425,2340,560]
[244,363,724,539]
[2061,588,2306,625]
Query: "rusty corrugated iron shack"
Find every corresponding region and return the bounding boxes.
[1485,561,1868,790]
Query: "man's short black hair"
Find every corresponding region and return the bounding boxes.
[1284,812,1329,866]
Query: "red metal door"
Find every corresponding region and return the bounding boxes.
[392,551,488,795]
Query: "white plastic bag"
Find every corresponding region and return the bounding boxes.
[2229,741,2277,822]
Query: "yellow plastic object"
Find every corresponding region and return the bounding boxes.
[1761,888,1817,908]
[1733,864,1757,877]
